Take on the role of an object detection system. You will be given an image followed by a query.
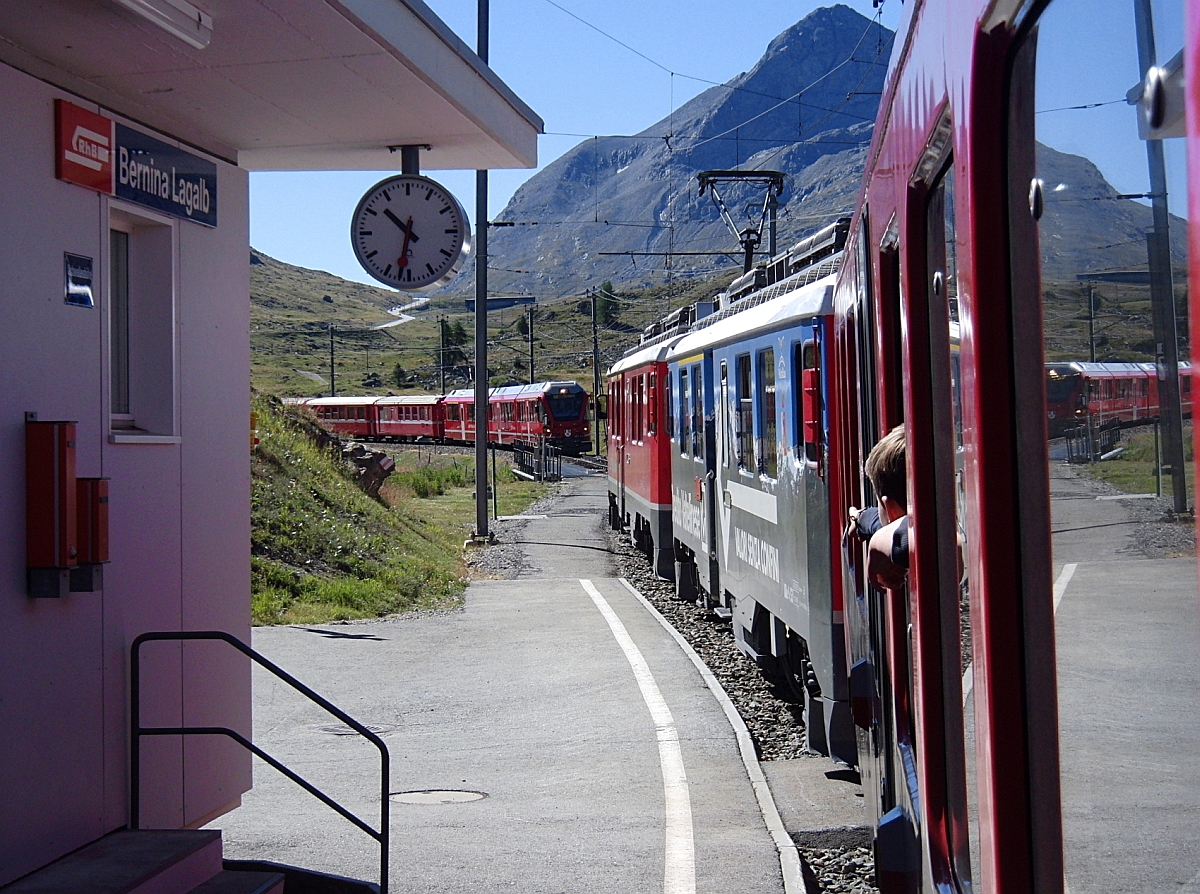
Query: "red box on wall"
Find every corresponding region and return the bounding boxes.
[71,477,109,593]
[76,478,109,565]
[26,420,78,598]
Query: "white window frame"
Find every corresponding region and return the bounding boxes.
[106,201,180,444]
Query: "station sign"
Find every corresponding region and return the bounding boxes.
[115,125,217,227]
[54,99,218,227]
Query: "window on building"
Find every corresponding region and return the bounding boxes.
[108,209,175,437]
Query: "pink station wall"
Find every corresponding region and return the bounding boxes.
[0,62,253,885]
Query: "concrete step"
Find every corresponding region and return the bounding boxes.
[223,861,376,894]
[0,830,223,894]
[187,871,285,894]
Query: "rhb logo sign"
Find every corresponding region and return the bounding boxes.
[55,100,114,194]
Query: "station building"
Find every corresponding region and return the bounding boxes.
[0,1,539,886]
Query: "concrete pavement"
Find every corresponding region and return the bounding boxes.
[1049,463,1200,894]
[211,472,823,893]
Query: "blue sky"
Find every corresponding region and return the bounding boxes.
[249,0,1189,289]
[249,0,901,286]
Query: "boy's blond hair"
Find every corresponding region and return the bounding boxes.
[864,424,907,508]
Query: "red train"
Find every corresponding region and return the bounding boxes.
[292,381,592,454]
[1045,361,1192,437]
[609,0,1200,891]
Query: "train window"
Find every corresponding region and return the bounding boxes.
[757,348,778,478]
[665,373,674,442]
[648,373,658,437]
[799,341,820,463]
[736,354,754,472]
[680,368,691,453]
[691,364,703,460]
[1010,0,1196,889]
[548,388,584,421]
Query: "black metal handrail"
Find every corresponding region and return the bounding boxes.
[130,630,389,894]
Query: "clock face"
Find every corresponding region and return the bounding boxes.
[350,175,472,291]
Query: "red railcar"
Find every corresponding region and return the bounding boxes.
[290,381,591,451]
[374,395,444,441]
[302,396,377,438]
[444,382,591,453]
[1045,361,1193,436]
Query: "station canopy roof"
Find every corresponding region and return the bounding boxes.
[0,0,542,170]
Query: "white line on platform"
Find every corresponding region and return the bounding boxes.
[1096,493,1156,500]
[617,577,806,894]
[1053,563,1078,613]
[581,579,696,894]
[962,563,1079,710]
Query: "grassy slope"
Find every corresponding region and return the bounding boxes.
[250,247,733,398]
[251,393,548,625]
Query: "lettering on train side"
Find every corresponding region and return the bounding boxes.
[673,486,704,541]
[734,526,780,583]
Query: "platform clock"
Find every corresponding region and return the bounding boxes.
[350,174,472,291]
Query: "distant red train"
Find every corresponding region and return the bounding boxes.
[1045,361,1193,438]
[290,381,592,454]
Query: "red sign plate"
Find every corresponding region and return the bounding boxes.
[55,99,113,194]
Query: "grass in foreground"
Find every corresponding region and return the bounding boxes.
[251,395,548,625]
[1086,423,1193,500]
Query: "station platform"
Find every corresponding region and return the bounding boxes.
[210,472,864,894]
[1048,463,1200,894]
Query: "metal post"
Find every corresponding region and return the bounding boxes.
[527,304,535,384]
[329,324,336,397]
[1155,419,1162,497]
[591,288,602,455]
[1088,284,1096,362]
[474,0,490,539]
[768,193,777,258]
[1134,0,1188,512]
[491,446,498,519]
[438,316,446,396]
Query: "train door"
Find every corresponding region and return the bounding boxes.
[616,376,627,526]
[714,358,733,610]
[918,153,978,893]
[798,322,852,762]
[1007,2,1199,892]
[702,352,720,606]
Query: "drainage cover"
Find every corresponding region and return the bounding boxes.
[319,723,394,736]
[391,790,488,805]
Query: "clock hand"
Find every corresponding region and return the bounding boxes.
[397,216,414,269]
[383,208,419,243]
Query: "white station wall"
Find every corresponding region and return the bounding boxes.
[0,62,252,885]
